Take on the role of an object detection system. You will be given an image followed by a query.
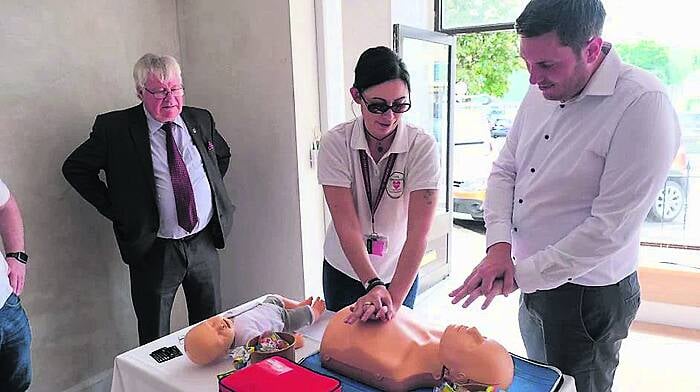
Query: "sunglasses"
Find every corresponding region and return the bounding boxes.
[359,91,411,114]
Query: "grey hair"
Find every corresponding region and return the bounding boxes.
[132,53,182,91]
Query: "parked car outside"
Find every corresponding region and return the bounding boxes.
[452,118,690,223]
[452,107,495,221]
[648,145,690,222]
[490,118,512,138]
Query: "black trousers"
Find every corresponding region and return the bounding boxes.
[322,260,419,312]
[519,272,640,392]
[129,228,221,345]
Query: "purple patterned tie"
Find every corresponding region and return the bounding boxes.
[162,122,198,232]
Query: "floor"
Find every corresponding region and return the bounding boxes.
[413,222,700,391]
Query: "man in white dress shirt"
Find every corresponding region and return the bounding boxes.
[449,1,680,391]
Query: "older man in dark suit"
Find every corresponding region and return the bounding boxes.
[63,53,235,345]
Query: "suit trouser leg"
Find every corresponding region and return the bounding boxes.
[519,273,641,392]
[180,230,221,325]
[129,238,187,346]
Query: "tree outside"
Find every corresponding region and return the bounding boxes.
[456,32,522,98]
[617,40,700,111]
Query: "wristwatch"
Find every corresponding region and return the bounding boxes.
[363,277,386,293]
[5,251,28,264]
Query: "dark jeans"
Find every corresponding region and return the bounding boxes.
[519,272,640,392]
[0,294,32,392]
[129,228,221,345]
[322,260,419,312]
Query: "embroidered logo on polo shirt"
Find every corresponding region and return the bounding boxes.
[386,172,405,199]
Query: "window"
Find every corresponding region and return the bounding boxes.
[438,0,527,31]
[439,0,700,273]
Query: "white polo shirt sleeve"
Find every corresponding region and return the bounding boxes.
[317,127,352,188]
[405,133,440,192]
[0,179,10,207]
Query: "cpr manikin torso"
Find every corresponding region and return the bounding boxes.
[320,307,513,391]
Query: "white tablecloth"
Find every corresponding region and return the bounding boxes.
[110,296,330,392]
[111,295,575,392]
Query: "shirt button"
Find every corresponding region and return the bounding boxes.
[512,256,516,261]
[530,168,535,173]
[567,278,573,281]
[518,199,523,204]
[559,104,565,108]
[513,227,518,232]
[544,135,550,140]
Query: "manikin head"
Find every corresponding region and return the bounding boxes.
[439,325,514,389]
[133,53,185,122]
[184,315,235,365]
[349,46,412,138]
[516,0,606,101]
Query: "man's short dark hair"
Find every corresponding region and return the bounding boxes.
[516,0,606,52]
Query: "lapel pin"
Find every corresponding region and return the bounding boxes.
[192,128,197,134]
[207,141,215,151]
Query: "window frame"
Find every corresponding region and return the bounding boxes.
[434,0,516,34]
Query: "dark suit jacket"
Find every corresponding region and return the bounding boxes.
[63,104,235,265]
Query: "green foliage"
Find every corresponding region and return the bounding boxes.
[617,40,700,86]
[617,40,672,83]
[456,32,522,97]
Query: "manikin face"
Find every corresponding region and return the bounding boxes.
[138,72,184,122]
[184,315,235,365]
[520,31,602,101]
[351,78,409,138]
[439,325,514,388]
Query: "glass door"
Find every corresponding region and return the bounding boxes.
[393,24,456,293]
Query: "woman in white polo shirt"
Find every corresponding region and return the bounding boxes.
[317,46,440,324]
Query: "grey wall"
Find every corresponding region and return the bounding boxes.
[0,1,180,391]
[176,0,307,307]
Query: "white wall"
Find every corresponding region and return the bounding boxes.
[176,0,326,306]
[315,0,347,133]
[341,0,393,119]
[391,0,434,29]
[340,0,434,118]
[289,0,326,298]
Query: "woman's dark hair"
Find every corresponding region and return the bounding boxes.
[353,46,411,92]
[516,0,606,53]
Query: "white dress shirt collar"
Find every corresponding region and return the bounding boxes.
[142,104,186,134]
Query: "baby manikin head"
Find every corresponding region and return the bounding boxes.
[184,315,235,365]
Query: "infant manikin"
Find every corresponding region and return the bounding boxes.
[184,295,326,365]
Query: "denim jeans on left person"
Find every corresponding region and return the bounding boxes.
[0,293,32,392]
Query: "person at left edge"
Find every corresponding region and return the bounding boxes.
[62,53,235,345]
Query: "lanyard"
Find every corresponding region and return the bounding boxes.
[359,150,397,233]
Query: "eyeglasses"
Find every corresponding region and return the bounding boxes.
[359,92,411,114]
[143,86,185,99]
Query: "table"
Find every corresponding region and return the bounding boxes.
[111,295,330,392]
[111,295,576,392]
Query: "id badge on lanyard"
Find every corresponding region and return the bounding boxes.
[360,150,397,257]
[365,233,388,256]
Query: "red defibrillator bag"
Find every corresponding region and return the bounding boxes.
[219,356,341,391]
